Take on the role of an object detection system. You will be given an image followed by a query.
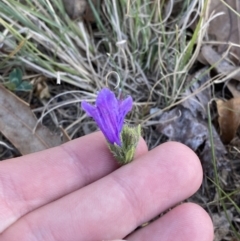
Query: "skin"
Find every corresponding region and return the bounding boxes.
[0,132,214,241]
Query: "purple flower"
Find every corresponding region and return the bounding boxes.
[81,88,133,146]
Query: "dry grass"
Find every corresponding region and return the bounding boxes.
[0,0,208,144]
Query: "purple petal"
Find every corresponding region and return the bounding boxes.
[81,101,96,117]
[82,101,106,137]
[96,88,121,145]
[96,88,118,109]
[119,96,133,116]
[81,88,133,146]
[118,96,133,130]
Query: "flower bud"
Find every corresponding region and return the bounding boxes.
[108,124,141,165]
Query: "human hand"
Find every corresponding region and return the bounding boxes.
[0,132,213,241]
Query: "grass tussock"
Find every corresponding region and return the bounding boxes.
[0,0,207,139]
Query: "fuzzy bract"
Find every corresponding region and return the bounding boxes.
[81,88,132,146]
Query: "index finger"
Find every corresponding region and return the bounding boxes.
[0,132,147,233]
[0,142,203,241]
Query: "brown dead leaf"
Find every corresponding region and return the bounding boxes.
[62,0,100,21]
[207,0,240,64]
[32,76,50,99]
[216,98,240,143]
[0,84,62,155]
[157,106,226,172]
[200,45,240,97]
[201,45,240,80]
[226,79,240,98]
[83,0,101,22]
[62,0,87,19]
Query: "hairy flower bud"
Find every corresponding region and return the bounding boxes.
[108,125,141,164]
